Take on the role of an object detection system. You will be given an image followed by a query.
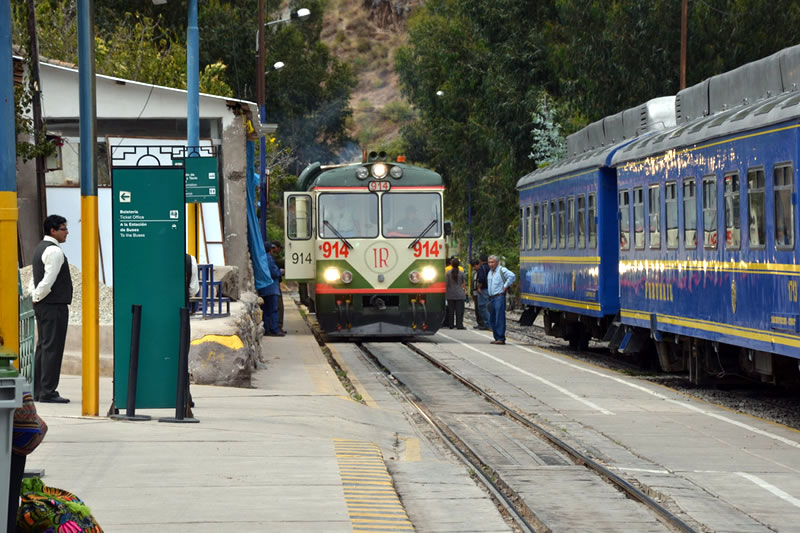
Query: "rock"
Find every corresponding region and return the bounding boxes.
[188,291,263,387]
[214,265,240,301]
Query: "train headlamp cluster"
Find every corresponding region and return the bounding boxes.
[409,266,437,284]
[354,164,403,180]
[323,267,353,284]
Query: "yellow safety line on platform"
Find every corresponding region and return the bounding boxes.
[334,439,415,532]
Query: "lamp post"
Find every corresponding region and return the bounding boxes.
[259,61,284,240]
[256,4,309,243]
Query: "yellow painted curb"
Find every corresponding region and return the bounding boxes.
[190,334,244,350]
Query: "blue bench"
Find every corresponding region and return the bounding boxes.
[192,264,230,318]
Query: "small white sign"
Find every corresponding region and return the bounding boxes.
[209,188,216,195]
[119,191,132,203]
[209,172,216,180]
[169,210,179,219]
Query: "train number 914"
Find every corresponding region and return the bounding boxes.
[413,241,441,258]
[292,252,312,265]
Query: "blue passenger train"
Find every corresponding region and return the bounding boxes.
[517,45,800,384]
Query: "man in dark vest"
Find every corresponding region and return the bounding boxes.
[31,215,73,403]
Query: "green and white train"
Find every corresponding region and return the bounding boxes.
[283,152,448,337]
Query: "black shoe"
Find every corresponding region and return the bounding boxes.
[268,331,286,337]
[473,325,483,329]
[457,327,466,330]
[39,395,70,404]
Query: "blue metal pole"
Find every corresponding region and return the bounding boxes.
[78,0,99,416]
[0,0,20,366]
[260,112,267,242]
[187,0,199,150]
[0,0,15,194]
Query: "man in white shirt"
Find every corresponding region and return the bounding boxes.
[30,215,73,403]
[486,255,516,345]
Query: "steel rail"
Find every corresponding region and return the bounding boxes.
[356,343,537,533]
[402,341,698,533]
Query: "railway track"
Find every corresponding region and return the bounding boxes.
[357,339,698,533]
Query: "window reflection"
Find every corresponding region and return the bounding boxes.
[319,193,378,238]
[382,193,442,237]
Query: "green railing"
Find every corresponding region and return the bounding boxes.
[18,272,34,384]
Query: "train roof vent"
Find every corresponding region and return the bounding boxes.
[602,111,624,144]
[708,52,783,114]
[779,44,800,92]
[565,128,589,157]
[676,80,709,124]
[637,96,676,133]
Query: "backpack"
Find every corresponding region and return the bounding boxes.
[17,478,103,532]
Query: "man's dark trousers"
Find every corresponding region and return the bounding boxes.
[33,302,69,400]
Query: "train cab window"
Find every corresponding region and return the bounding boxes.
[724,172,741,250]
[747,168,766,249]
[321,193,379,238]
[577,195,586,248]
[648,185,661,249]
[683,178,697,249]
[702,176,717,249]
[558,198,566,248]
[534,204,541,250]
[381,192,442,238]
[665,182,678,249]
[542,202,549,249]
[588,193,597,248]
[287,195,312,240]
[633,187,644,249]
[619,190,630,251]
[550,200,557,248]
[774,164,794,249]
[526,206,533,249]
[567,196,575,248]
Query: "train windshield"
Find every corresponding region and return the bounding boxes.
[382,192,442,238]
[319,193,379,238]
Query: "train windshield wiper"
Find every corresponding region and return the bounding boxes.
[408,220,437,249]
[323,220,354,249]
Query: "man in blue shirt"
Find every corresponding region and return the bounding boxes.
[261,242,286,336]
[485,255,516,345]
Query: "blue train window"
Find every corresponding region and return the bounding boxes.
[648,185,661,249]
[558,198,566,248]
[526,205,532,250]
[568,197,575,248]
[619,190,631,250]
[550,200,557,248]
[534,204,541,250]
[666,182,678,249]
[747,169,766,249]
[542,202,549,250]
[577,196,586,249]
[588,193,597,249]
[633,187,644,249]
[702,176,718,249]
[774,165,794,250]
[683,179,697,249]
[724,173,741,250]
[520,207,526,249]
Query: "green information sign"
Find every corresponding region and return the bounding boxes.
[113,167,185,409]
[184,156,218,203]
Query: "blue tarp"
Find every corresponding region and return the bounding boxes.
[246,140,274,292]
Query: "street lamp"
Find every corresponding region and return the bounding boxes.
[256,4,309,242]
[259,60,285,236]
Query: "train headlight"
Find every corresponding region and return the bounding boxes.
[389,166,403,179]
[323,267,341,283]
[355,166,369,180]
[421,266,437,281]
[341,271,353,284]
[409,271,421,284]
[371,163,388,179]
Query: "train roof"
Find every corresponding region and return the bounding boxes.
[297,161,444,190]
[612,44,800,167]
[516,96,675,189]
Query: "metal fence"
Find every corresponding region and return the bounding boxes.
[18,272,34,383]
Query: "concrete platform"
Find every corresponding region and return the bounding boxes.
[28,298,509,532]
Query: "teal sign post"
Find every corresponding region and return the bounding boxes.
[184,156,218,203]
[112,166,185,409]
